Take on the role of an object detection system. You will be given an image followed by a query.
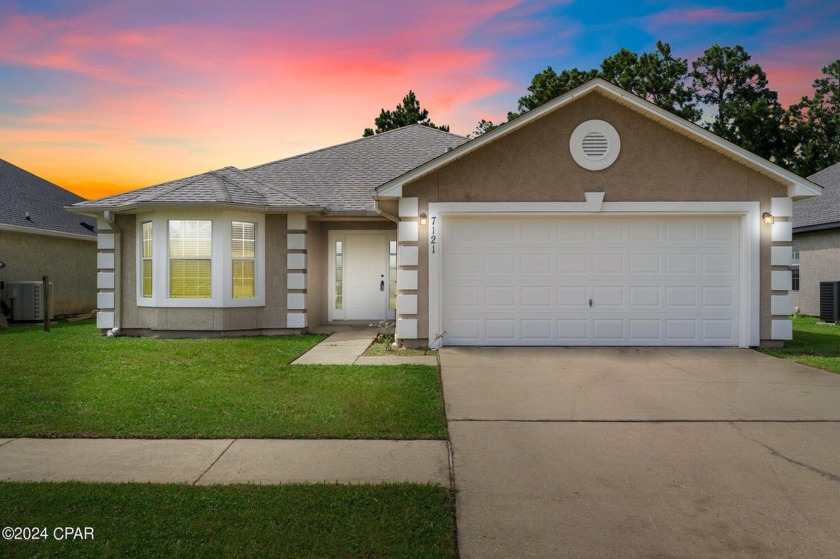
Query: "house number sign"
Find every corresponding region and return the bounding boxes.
[430,216,437,254]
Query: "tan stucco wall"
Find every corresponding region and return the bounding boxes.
[402,91,789,344]
[0,229,96,316]
[117,213,290,333]
[307,220,396,327]
[792,229,840,316]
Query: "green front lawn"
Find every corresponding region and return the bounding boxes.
[0,481,457,558]
[763,315,840,373]
[0,321,447,439]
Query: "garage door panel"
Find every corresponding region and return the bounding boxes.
[522,286,552,306]
[557,319,588,340]
[522,254,553,274]
[629,319,661,340]
[629,286,660,307]
[558,254,587,273]
[522,319,552,340]
[592,286,623,306]
[442,216,740,346]
[593,319,624,340]
[557,286,588,307]
[486,286,516,307]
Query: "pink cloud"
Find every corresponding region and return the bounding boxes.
[0,1,521,198]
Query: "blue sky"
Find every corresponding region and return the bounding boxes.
[0,0,837,197]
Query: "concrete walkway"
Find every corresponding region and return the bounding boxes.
[0,438,450,485]
[292,328,438,366]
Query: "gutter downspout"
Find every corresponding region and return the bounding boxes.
[374,198,399,223]
[103,210,121,336]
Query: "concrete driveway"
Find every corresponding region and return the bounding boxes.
[441,347,840,559]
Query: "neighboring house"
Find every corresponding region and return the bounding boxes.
[69,79,821,347]
[0,159,97,318]
[791,162,840,316]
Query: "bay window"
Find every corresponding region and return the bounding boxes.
[137,212,264,307]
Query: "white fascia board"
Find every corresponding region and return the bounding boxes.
[376,78,823,200]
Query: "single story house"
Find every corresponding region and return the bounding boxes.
[69,79,821,347]
[791,162,840,316]
[1,158,97,319]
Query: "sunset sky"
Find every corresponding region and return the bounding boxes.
[1,0,838,200]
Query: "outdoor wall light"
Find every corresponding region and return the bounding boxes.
[0,261,5,269]
[762,212,775,225]
[419,213,428,225]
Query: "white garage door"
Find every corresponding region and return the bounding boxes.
[442,215,741,346]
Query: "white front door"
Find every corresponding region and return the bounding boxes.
[330,231,396,321]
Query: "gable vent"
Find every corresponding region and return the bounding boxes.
[569,120,621,171]
[581,132,609,159]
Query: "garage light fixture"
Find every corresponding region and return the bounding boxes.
[762,212,774,225]
[419,213,428,225]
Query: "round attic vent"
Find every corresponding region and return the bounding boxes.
[570,120,620,171]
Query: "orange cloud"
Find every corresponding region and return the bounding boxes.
[0,2,518,199]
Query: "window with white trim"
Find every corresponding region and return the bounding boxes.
[141,221,153,298]
[791,240,800,292]
[169,220,212,298]
[231,221,256,298]
[334,241,343,310]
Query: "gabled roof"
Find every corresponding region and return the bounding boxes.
[376,78,822,200]
[70,166,321,213]
[246,124,468,213]
[793,162,840,232]
[0,159,96,238]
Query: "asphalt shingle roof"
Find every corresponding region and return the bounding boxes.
[0,159,96,237]
[73,166,318,211]
[793,162,840,230]
[72,125,468,214]
[245,125,469,213]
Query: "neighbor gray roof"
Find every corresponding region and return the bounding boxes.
[0,159,96,237]
[793,162,840,232]
[246,125,468,213]
[71,166,320,212]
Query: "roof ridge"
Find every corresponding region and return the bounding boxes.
[245,124,467,172]
[219,166,318,207]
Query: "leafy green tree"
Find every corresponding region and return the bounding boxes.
[788,59,840,175]
[468,119,499,138]
[508,67,598,119]
[691,44,789,162]
[509,42,696,121]
[363,91,449,137]
[618,41,699,121]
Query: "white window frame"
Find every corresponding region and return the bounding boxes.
[136,210,265,308]
[231,220,257,299]
[141,221,153,298]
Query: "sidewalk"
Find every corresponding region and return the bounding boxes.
[292,328,438,366]
[0,438,450,485]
